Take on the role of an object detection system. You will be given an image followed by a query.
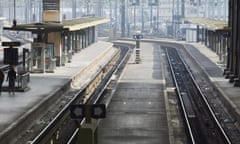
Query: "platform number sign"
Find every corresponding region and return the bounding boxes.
[4,48,18,65]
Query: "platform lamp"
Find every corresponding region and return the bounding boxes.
[13,0,17,26]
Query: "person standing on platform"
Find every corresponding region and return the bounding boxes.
[6,66,16,95]
[0,69,4,95]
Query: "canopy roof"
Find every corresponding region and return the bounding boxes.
[184,17,229,31]
[3,17,110,33]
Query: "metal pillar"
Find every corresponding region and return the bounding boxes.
[229,0,237,82]
[121,0,125,37]
[224,0,232,77]
[72,0,77,18]
[172,0,175,38]
[92,27,95,43]
[67,32,72,63]
[96,0,102,16]
[196,25,200,42]
[114,0,118,30]
[141,2,144,32]
[150,5,152,29]
[181,0,185,18]
[134,5,136,30]
[234,0,240,86]
[87,28,90,45]
[61,32,67,66]
[0,1,2,16]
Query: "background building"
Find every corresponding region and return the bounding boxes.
[0,0,229,39]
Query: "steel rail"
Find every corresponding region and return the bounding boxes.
[165,47,196,144]
[177,48,232,144]
[166,47,231,144]
[66,46,131,144]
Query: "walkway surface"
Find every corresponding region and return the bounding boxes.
[0,40,118,142]
[98,42,170,144]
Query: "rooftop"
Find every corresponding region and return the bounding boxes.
[184,17,229,31]
[3,17,110,33]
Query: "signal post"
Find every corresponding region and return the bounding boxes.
[133,34,143,64]
[70,104,106,144]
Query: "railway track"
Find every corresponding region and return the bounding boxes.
[24,46,132,144]
[9,39,240,143]
[165,47,231,144]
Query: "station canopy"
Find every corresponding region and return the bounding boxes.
[3,17,110,33]
[184,17,229,31]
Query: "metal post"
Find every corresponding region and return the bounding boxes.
[224,0,227,20]
[14,0,16,20]
[181,0,185,18]
[141,5,144,32]
[85,0,90,16]
[114,0,118,30]
[13,0,16,26]
[196,0,200,17]
[39,0,42,21]
[176,0,180,38]
[207,0,212,18]
[157,1,159,31]
[97,0,102,16]
[134,5,136,30]
[121,0,125,37]
[216,0,219,19]
[72,0,76,18]
[25,0,30,23]
[0,1,2,16]
[109,0,112,18]
[150,5,152,28]
[172,0,175,38]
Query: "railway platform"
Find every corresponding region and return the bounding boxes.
[99,39,240,144]
[0,41,118,143]
[183,42,240,123]
[98,42,178,144]
[137,38,240,127]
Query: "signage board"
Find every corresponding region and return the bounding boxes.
[4,48,18,65]
[2,41,21,47]
[70,104,106,120]
[70,104,86,119]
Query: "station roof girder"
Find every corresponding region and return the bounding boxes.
[3,17,110,33]
[184,17,229,31]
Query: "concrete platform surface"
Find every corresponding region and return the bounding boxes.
[0,41,118,140]
[98,42,170,144]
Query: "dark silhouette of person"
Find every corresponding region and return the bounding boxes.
[0,69,4,95]
[6,66,16,95]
